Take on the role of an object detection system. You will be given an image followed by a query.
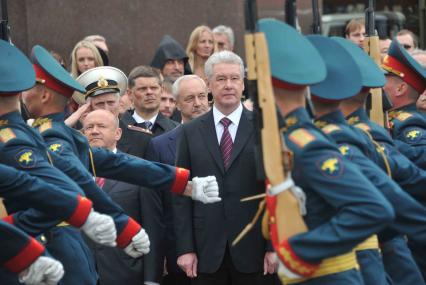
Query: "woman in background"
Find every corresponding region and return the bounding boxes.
[186,25,216,81]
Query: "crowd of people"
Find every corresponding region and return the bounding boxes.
[1,15,426,285]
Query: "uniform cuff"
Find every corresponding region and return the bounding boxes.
[67,195,93,228]
[3,237,45,273]
[2,214,14,225]
[170,167,190,195]
[117,217,142,248]
[277,239,319,277]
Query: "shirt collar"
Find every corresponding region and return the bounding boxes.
[213,103,243,127]
[132,111,158,125]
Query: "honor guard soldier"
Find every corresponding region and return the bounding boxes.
[310,36,426,285]
[382,40,426,168]
[259,19,394,285]
[0,39,118,285]
[337,43,426,285]
[0,221,64,285]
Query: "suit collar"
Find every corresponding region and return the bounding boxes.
[199,108,253,173]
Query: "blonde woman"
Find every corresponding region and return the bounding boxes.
[70,40,103,78]
[186,25,216,80]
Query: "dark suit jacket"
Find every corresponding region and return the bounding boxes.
[87,179,145,285]
[145,126,184,276]
[118,111,179,283]
[172,108,268,274]
[118,110,179,158]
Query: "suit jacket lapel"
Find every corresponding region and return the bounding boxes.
[199,111,225,174]
[228,108,253,168]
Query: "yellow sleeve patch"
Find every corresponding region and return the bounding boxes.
[355,123,371,132]
[322,124,341,134]
[0,128,16,143]
[289,128,316,148]
[38,122,52,133]
[397,112,412,122]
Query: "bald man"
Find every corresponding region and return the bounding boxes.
[83,109,147,285]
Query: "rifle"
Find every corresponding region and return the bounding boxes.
[0,0,10,41]
[311,0,321,34]
[364,0,390,128]
[285,0,297,28]
[233,0,307,247]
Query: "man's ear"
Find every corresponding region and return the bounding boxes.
[396,81,409,97]
[41,87,53,104]
[115,127,122,141]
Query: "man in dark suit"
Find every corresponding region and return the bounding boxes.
[82,109,146,285]
[172,51,277,285]
[146,74,210,285]
[118,66,179,158]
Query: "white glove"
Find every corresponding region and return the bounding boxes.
[124,229,150,258]
[191,176,221,204]
[277,257,303,280]
[268,178,306,215]
[18,256,64,285]
[81,210,117,247]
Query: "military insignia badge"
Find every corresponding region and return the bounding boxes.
[317,155,343,178]
[347,116,360,125]
[48,143,62,153]
[405,128,422,142]
[338,144,351,157]
[15,149,36,168]
[288,129,316,148]
[0,128,16,143]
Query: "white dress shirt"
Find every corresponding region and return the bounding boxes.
[213,103,243,145]
[132,111,158,129]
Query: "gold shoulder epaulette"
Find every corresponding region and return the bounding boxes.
[39,121,53,133]
[322,124,341,134]
[396,112,413,122]
[355,123,371,132]
[289,128,316,148]
[0,128,16,143]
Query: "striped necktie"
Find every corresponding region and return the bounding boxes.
[220,117,233,170]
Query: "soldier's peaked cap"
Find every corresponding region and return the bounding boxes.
[73,66,127,105]
[382,39,426,93]
[258,18,326,89]
[308,35,362,100]
[0,39,35,95]
[31,45,85,97]
[332,37,386,88]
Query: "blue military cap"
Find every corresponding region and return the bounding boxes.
[0,40,35,95]
[307,35,362,100]
[31,45,86,97]
[332,37,386,88]
[382,40,426,93]
[258,18,326,89]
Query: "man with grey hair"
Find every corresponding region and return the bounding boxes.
[173,51,277,284]
[213,25,235,51]
[144,74,210,285]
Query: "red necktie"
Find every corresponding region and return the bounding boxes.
[220,117,233,170]
[95,177,105,189]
